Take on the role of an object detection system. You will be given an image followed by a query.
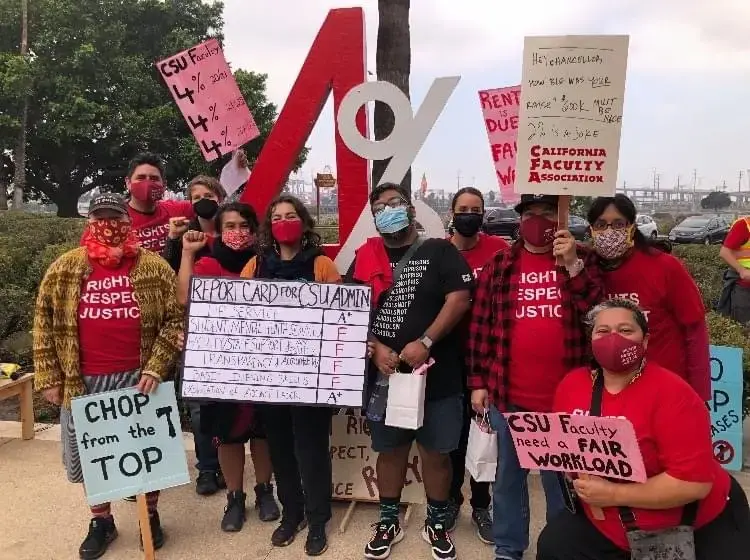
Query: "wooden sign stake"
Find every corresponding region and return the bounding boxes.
[403,504,413,527]
[136,494,156,560]
[339,500,358,533]
[556,195,572,267]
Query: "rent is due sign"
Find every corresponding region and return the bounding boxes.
[71,382,190,505]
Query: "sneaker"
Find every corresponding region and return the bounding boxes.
[79,516,118,560]
[216,470,227,490]
[421,521,456,560]
[471,507,493,545]
[305,524,328,556]
[221,491,247,532]
[271,517,307,547]
[445,499,460,532]
[364,521,404,559]
[255,483,281,522]
[196,471,220,496]
[139,511,165,550]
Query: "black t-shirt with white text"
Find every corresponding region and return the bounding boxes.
[348,238,473,401]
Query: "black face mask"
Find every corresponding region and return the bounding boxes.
[193,198,219,220]
[452,212,483,237]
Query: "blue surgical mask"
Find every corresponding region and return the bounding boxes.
[375,206,410,234]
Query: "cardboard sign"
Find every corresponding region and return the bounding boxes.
[504,411,646,482]
[182,277,372,408]
[515,35,629,196]
[157,38,260,161]
[478,85,521,204]
[70,382,190,506]
[708,345,744,471]
[330,414,425,504]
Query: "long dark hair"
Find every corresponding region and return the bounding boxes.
[257,194,321,251]
[451,187,485,212]
[215,202,259,234]
[587,194,671,254]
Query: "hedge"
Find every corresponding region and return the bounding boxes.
[1,212,748,419]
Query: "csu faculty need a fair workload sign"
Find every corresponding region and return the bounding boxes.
[181,277,372,408]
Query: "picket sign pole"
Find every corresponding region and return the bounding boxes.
[136,494,156,560]
[555,195,572,267]
[339,500,358,533]
[403,504,413,527]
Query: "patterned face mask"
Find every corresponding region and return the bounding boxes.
[592,225,634,260]
[89,219,131,247]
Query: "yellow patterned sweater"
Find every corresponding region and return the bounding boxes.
[33,247,184,409]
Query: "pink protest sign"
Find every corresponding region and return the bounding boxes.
[478,86,521,205]
[503,412,647,482]
[157,39,260,161]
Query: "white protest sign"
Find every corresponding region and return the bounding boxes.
[333,78,460,273]
[515,35,629,196]
[70,382,190,506]
[182,278,372,408]
[219,150,251,197]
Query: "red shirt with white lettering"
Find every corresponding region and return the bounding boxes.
[508,249,566,411]
[601,249,704,381]
[128,199,194,252]
[722,218,750,287]
[78,258,142,375]
[554,363,731,551]
[457,233,509,278]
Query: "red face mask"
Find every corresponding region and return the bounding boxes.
[222,229,252,251]
[129,180,165,202]
[271,219,304,245]
[89,219,132,247]
[592,332,645,374]
[519,214,557,247]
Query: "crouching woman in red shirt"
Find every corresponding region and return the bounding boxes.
[537,298,750,560]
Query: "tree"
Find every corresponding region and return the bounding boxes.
[487,190,497,205]
[373,0,411,194]
[570,196,593,218]
[700,191,732,211]
[12,0,28,209]
[0,0,306,217]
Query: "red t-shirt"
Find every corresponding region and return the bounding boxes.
[193,256,236,277]
[128,199,194,253]
[78,258,142,375]
[508,249,566,411]
[457,233,509,278]
[554,363,731,550]
[602,249,705,381]
[722,218,750,287]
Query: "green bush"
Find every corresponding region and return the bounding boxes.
[673,244,723,309]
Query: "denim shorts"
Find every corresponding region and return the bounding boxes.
[369,394,463,453]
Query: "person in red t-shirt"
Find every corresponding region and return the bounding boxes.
[81,153,194,252]
[719,217,750,324]
[586,194,711,400]
[446,187,508,543]
[177,202,280,532]
[467,194,604,560]
[537,299,750,560]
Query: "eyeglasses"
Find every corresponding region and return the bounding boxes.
[592,219,629,232]
[372,196,408,213]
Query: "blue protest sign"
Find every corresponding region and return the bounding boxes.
[70,381,190,505]
[708,345,744,472]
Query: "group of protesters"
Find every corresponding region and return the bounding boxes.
[33,152,750,560]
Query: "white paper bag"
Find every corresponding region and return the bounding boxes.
[465,416,498,482]
[219,150,251,197]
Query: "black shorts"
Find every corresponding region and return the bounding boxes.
[369,394,463,453]
[200,402,265,445]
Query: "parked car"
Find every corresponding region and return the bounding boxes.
[482,207,589,241]
[635,214,658,238]
[668,215,731,245]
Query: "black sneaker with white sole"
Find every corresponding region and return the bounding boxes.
[422,521,456,560]
[471,507,493,544]
[364,521,404,559]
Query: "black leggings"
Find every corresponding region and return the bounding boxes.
[536,476,750,560]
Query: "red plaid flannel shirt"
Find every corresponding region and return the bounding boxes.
[466,242,604,411]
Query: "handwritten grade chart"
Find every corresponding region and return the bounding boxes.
[515,35,630,196]
[181,277,372,408]
[156,38,260,161]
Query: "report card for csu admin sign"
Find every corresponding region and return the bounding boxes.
[181,277,372,408]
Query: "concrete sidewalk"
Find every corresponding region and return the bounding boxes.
[0,422,545,560]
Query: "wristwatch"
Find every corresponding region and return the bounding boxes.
[419,335,434,350]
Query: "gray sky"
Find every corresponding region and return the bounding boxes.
[221,0,750,195]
